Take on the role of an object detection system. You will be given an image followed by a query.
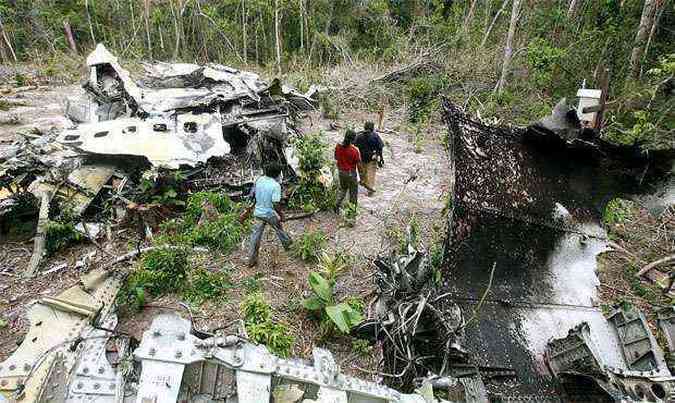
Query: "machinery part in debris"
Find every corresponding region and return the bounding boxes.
[607,306,669,373]
[24,189,52,277]
[545,305,674,402]
[657,307,675,372]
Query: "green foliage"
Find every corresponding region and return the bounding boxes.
[291,230,328,262]
[241,273,264,293]
[241,293,272,325]
[240,293,294,357]
[341,202,359,227]
[137,171,187,206]
[120,247,191,311]
[352,339,371,357]
[183,267,232,305]
[155,192,248,254]
[45,219,83,256]
[602,198,634,226]
[526,38,566,90]
[294,132,328,177]
[302,272,363,334]
[405,74,449,123]
[317,251,351,282]
[320,94,340,120]
[288,177,337,212]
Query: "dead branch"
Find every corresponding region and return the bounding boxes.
[636,254,675,278]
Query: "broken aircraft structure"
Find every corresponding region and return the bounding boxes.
[0,44,316,276]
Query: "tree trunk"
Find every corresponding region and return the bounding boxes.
[144,0,153,58]
[642,0,665,76]
[481,0,510,48]
[242,0,247,63]
[63,20,79,54]
[171,0,181,60]
[274,0,282,74]
[494,0,521,94]
[629,0,658,79]
[85,0,96,44]
[0,16,17,62]
[463,0,479,33]
[299,0,304,53]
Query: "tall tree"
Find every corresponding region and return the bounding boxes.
[481,0,510,48]
[494,0,522,94]
[629,0,659,79]
[274,0,281,74]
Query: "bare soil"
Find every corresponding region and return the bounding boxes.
[0,85,451,379]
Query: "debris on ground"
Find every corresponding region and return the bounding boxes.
[0,44,319,277]
[0,268,455,402]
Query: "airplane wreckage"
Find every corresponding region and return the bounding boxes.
[2,46,675,402]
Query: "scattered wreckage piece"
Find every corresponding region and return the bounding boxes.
[1,291,459,403]
[354,230,488,401]
[58,112,230,170]
[545,305,674,402]
[0,269,122,401]
[657,307,675,372]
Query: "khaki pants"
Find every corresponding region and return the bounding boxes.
[357,161,378,190]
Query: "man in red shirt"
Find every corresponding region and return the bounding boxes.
[334,129,361,212]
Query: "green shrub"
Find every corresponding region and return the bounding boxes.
[45,220,83,256]
[405,74,448,123]
[288,177,337,212]
[602,198,634,226]
[292,230,328,262]
[121,247,191,310]
[294,132,328,177]
[341,202,359,227]
[155,192,249,254]
[240,293,294,357]
[183,267,232,305]
[241,293,272,325]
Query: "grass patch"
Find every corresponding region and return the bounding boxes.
[603,198,634,226]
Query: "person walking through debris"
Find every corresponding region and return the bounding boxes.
[242,163,292,267]
[334,129,361,212]
[355,121,384,196]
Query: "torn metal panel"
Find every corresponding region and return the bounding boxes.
[0,269,122,400]
[607,307,670,374]
[58,111,229,169]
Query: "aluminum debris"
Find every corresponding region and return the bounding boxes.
[0,282,458,403]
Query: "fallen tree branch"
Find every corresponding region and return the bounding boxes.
[636,254,675,278]
[24,190,53,278]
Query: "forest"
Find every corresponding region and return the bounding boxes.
[0,0,673,147]
[0,1,674,402]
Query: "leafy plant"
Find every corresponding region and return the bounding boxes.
[292,230,328,262]
[154,192,249,254]
[45,220,83,256]
[240,293,294,357]
[241,273,264,293]
[341,202,359,227]
[352,339,371,357]
[120,246,191,311]
[603,198,634,226]
[302,272,363,334]
[317,251,351,282]
[183,267,232,305]
[294,132,328,178]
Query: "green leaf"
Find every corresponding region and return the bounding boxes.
[302,296,324,311]
[325,303,355,333]
[308,272,332,302]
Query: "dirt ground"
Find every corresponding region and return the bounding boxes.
[0,85,450,379]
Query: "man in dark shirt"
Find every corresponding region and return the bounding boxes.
[354,121,384,196]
